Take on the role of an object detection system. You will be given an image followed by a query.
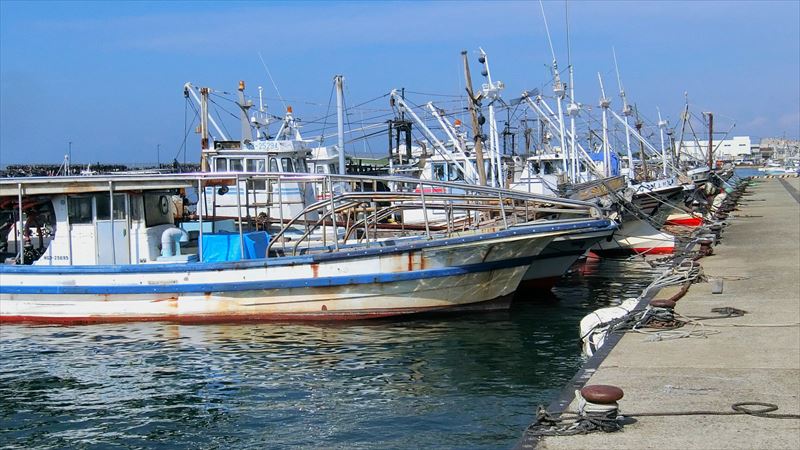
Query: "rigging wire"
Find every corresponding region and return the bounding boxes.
[258,52,287,111]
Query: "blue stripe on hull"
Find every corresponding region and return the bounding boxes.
[1,256,533,296]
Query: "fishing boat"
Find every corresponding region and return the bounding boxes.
[0,172,612,323]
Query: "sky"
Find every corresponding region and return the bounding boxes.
[1,0,798,166]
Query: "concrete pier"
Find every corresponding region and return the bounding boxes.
[538,177,800,449]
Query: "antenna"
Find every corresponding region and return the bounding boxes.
[612,47,629,113]
[539,0,558,67]
[257,52,287,110]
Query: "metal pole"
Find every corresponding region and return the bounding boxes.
[335,75,346,175]
[328,176,339,251]
[17,184,23,264]
[419,186,431,239]
[109,181,116,265]
[707,112,714,170]
[65,195,73,265]
[278,177,285,252]
[236,175,244,260]
[197,178,204,262]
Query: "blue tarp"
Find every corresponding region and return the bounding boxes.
[201,231,270,262]
[588,152,620,176]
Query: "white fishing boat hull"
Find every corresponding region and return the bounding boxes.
[592,217,676,256]
[0,221,609,322]
[520,224,617,288]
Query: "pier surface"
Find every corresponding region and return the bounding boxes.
[540,177,800,450]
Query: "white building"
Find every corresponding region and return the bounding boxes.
[677,136,752,162]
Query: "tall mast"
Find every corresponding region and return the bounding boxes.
[335,75,346,175]
[657,107,668,176]
[598,73,611,177]
[237,81,253,145]
[478,48,504,187]
[462,50,487,186]
[634,105,648,180]
[613,48,634,180]
[199,87,210,172]
[540,0,568,182]
[677,93,690,165]
[706,111,714,171]
[565,0,580,182]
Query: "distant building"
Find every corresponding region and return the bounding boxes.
[759,138,800,161]
[677,136,752,162]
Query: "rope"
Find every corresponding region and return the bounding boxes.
[524,402,800,438]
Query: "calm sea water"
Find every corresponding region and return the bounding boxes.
[0,258,658,449]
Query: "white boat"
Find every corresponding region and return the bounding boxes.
[0,172,612,322]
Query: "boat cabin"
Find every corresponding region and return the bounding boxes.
[0,177,191,266]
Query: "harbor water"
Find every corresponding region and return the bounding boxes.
[1,258,658,449]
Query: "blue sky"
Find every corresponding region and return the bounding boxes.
[1,0,798,165]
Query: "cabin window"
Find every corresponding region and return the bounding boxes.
[246,159,266,172]
[328,164,337,174]
[229,159,243,171]
[129,194,142,221]
[530,162,541,175]
[432,163,446,181]
[94,194,126,220]
[316,165,326,174]
[543,161,554,175]
[296,159,308,173]
[68,197,93,224]
[269,158,279,172]
[215,158,227,172]
[448,163,464,181]
[281,158,295,173]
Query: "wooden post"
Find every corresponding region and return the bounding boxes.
[462,50,487,186]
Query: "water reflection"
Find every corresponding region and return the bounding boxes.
[0,258,658,449]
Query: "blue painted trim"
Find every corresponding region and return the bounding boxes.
[0,219,613,275]
[0,255,533,295]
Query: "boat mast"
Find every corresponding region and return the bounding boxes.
[677,93,690,166]
[565,1,580,182]
[462,50,487,186]
[335,75,346,175]
[540,1,569,183]
[200,87,210,172]
[613,48,634,180]
[706,111,714,170]
[598,73,611,177]
[237,80,253,145]
[634,106,648,181]
[478,48,504,187]
[657,107,668,177]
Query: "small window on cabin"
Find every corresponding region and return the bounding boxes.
[281,158,294,173]
[95,194,126,220]
[129,194,142,221]
[530,162,541,175]
[328,164,337,174]
[544,162,554,175]
[68,197,93,224]
[215,158,227,172]
[229,159,243,171]
[269,158,279,172]
[246,159,266,172]
[316,165,326,174]
[432,163,446,181]
[296,158,307,173]
[448,163,464,181]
